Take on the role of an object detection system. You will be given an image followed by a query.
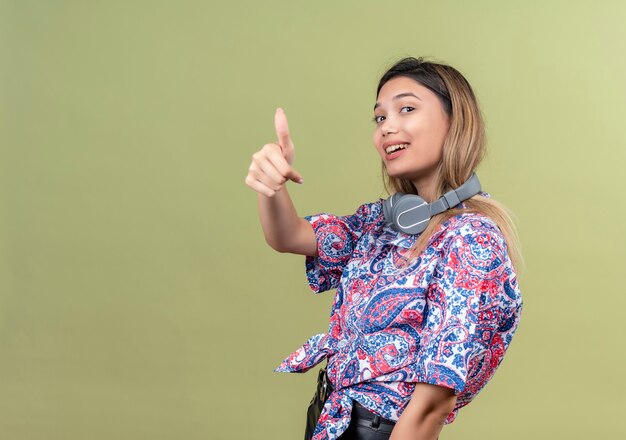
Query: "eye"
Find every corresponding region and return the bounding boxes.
[372,115,385,124]
[400,106,415,113]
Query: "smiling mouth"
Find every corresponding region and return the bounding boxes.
[385,143,409,154]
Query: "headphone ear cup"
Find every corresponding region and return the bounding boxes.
[392,194,430,235]
[383,193,405,226]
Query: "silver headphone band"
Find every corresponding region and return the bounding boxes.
[430,173,481,216]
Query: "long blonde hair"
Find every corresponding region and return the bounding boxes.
[378,57,523,270]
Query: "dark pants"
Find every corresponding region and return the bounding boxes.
[338,402,440,440]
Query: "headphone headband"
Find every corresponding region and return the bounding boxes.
[429,173,481,216]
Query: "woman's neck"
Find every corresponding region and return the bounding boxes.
[411,178,438,203]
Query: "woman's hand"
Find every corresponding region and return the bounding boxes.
[245,108,303,197]
[245,109,316,256]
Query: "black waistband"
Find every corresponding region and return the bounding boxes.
[352,401,396,429]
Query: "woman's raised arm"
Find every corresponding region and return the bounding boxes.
[245,109,317,256]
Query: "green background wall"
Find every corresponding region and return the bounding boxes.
[2,1,625,438]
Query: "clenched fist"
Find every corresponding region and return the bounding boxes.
[245,108,304,197]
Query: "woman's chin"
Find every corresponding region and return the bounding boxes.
[384,163,436,184]
[384,166,416,181]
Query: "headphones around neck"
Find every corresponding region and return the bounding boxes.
[382,173,482,235]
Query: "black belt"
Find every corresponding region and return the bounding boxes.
[350,401,396,434]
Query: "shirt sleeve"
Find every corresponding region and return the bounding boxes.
[413,220,520,395]
[304,202,379,293]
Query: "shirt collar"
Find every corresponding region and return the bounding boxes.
[379,222,418,249]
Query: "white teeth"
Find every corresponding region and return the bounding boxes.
[385,143,408,154]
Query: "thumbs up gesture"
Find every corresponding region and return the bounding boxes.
[245,108,304,197]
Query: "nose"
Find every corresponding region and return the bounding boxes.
[380,118,398,137]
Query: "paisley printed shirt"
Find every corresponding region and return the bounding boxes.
[275,199,522,440]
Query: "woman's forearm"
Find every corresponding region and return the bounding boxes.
[389,383,456,440]
[257,186,317,256]
[389,409,448,440]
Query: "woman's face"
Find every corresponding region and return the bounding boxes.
[373,76,450,189]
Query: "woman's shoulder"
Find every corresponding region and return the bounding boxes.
[341,199,386,226]
[304,199,385,235]
[437,210,507,251]
[354,199,385,218]
[447,210,501,232]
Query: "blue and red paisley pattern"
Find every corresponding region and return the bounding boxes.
[275,199,522,440]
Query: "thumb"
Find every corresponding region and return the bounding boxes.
[274,108,295,164]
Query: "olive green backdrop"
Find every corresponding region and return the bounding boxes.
[1,0,624,439]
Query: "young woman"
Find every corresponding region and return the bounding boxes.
[245,57,523,440]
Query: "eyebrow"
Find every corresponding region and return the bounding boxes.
[373,92,422,110]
